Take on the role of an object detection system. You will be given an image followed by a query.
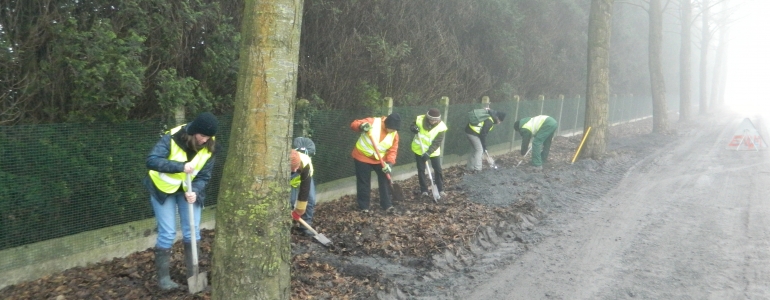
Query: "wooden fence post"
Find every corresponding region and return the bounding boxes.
[510,95,521,152]
[439,96,450,165]
[573,95,581,136]
[384,97,393,115]
[538,95,545,115]
[557,94,564,134]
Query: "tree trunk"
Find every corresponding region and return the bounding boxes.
[211,0,304,299]
[679,0,692,121]
[583,0,615,160]
[710,1,729,108]
[649,0,668,133]
[699,0,710,114]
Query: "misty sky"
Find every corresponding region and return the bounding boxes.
[725,0,770,114]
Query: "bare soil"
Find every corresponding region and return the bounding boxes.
[2,114,723,300]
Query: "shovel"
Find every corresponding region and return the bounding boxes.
[184,174,208,294]
[484,150,498,169]
[516,146,532,167]
[292,211,333,246]
[415,136,440,202]
[366,132,406,203]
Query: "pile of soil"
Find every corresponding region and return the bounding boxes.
[0,118,663,300]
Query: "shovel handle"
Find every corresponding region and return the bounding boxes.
[366,132,394,184]
[184,174,199,272]
[295,217,319,235]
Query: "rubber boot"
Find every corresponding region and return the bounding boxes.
[183,242,200,278]
[154,248,179,290]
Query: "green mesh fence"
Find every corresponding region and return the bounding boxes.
[0,96,663,273]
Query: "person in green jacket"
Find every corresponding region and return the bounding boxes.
[514,115,558,168]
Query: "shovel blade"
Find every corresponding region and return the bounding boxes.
[391,183,405,203]
[313,233,333,246]
[187,271,208,294]
[431,185,440,202]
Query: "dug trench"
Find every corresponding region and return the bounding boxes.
[0,117,676,300]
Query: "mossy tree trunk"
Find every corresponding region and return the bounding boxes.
[211,0,304,299]
[583,0,614,160]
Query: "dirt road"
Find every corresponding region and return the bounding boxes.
[453,113,770,299]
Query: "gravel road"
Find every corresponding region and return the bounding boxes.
[453,112,770,299]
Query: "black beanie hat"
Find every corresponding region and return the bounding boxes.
[384,113,401,130]
[186,112,219,136]
[496,111,507,122]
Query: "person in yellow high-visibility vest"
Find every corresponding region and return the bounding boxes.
[143,112,218,290]
[514,115,558,169]
[465,109,506,172]
[289,142,315,236]
[410,108,447,197]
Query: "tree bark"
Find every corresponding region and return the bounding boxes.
[583,0,615,159]
[699,0,710,114]
[679,0,692,121]
[649,0,668,133]
[211,0,303,299]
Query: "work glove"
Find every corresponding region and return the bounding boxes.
[359,122,372,132]
[421,153,430,161]
[382,163,392,174]
[292,201,307,219]
[410,124,419,134]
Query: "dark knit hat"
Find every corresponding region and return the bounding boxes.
[384,113,401,130]
[186,112,219,136]
[427,108,441,122]
[495,111,507,122]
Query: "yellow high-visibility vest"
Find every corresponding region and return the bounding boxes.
[521,115,549,135]
[148,125,214,193]
[355,118,396,159]
[290,152,314,188]
[411,115,447,157]
[468,116,495,134]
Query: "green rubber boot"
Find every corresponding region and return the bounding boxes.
[154,248,180,290]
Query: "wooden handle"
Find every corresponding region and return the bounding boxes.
[296,218,319,235]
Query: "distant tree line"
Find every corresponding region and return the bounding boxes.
[1,0,669,125]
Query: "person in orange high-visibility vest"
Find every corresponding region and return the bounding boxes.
[143,112,218,290]
[350,113,401,213]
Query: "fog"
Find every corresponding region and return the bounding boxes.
[725,0,770,116]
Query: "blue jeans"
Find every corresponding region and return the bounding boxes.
[290,175,316,225]
[151,193,201,249]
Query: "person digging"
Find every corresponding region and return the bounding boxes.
[289,147,316,236]
[513,115,558,170]
[465,109,506,172]
[350,113,401,213]
[410,108,447,198]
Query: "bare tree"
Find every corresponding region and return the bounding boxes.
[649,0,669,132]
[583,0,616,159]
[211,0,303,298]
[699,0,711,114]
[679,0,693,121]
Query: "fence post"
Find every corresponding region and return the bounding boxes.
[174,106,186,125]
[557,94,564,134]
[510,95,521,152]
[573,95,581,136]
[539,95,545,115]
[612,94,618,124]
[481,96,490,108]
[384,97,393,115]
[439,96,450,165]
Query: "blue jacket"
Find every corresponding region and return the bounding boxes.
[143,125,215,206]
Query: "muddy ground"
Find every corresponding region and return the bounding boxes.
[0,116,674,300]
